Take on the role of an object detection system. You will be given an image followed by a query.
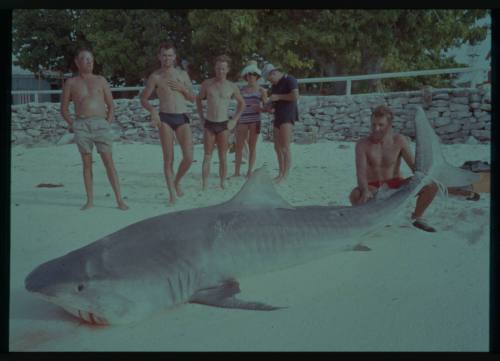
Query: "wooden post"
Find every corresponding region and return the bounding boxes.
[346,79,352,95]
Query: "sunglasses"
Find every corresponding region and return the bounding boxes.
[246,73,260,77]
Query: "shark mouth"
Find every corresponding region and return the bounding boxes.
[61,305,109,326]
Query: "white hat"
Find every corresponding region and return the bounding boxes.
[240,63,262,78]
[262,63,280,80]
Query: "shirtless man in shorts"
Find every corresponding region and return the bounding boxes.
[140,41,196,205]
[61,48,128,211]
[349,105,438,232]
[196,55,245,190]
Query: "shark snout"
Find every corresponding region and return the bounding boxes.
[25,267,49,294]
[25,258,71,295]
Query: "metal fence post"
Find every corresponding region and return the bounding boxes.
[346,79,352,95]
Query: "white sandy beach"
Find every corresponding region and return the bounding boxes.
[9,138,490,351]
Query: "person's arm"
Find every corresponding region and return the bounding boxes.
[196,81,207,123]
[168,71,196,103]
[231,84,245,122]
[102,77,114,122]
[140,74,160,128]
[355,141,372,203]
[270,76,299,102]
[399,134,415,173]
[270,89,299,102]
[259,87,269,112]
[60,78,74,133]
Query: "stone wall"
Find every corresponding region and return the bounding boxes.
[11,85,491,147]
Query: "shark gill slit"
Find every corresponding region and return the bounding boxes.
[177,272,184,300]
[167,276,177,304]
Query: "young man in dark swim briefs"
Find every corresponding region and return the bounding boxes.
[349,105,439,232]
[196,54,245,190]
[140,41,196,205]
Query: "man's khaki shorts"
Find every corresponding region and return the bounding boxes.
[73,116,113,154]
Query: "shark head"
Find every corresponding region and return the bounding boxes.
[25,248,145,325]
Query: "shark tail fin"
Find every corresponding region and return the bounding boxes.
[413,106,481,192]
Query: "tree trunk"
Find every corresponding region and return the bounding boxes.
[317,57,346,95]
[360,49,385,92]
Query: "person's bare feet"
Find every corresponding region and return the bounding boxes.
[220,180,225,189]
[273,175,287,184]
[80,201,93,210]
[168,195,176,206]
[117,199,129,210]
[175,183,184,197]
[246,171,253,179]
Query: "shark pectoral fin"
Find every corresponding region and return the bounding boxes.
[188,279,286,311]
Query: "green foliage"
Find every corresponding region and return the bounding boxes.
[12,9,489,92]
[188,9,260,79]
[79,10,185,85]
[13,9,87,76]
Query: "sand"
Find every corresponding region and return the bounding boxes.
[9,138,490,351]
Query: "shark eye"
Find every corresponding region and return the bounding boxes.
[77,284,85,292]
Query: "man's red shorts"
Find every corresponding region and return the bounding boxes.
[368,177,406,189]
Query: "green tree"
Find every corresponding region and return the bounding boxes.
[78,9,184,86]
[13,9,87,77]
[256,9,489,93]
[13,9,489,92]
[188,9,261,80]
[13,9,192,86]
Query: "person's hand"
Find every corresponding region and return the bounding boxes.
[228,118,238,131]
[359,189,374,203]
[167,79,186,94]
[263,101,274,113]
[270,94,280,102]
[150,111,161,129]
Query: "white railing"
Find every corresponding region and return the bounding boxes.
[11,66,487,104]
[298,66,487,95]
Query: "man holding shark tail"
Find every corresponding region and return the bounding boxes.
[349,105,438,232]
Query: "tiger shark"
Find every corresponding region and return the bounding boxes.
[24,106,478,325]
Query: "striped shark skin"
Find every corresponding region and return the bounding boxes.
[24,106,478,326]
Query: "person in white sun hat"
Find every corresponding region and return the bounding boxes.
[262,62,299,184]
[232,60,269,178]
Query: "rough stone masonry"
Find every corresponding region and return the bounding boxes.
[11,85,490,147]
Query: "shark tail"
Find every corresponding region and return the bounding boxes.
[413,106,480,194]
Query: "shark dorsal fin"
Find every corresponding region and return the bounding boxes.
[226,165,294,209]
